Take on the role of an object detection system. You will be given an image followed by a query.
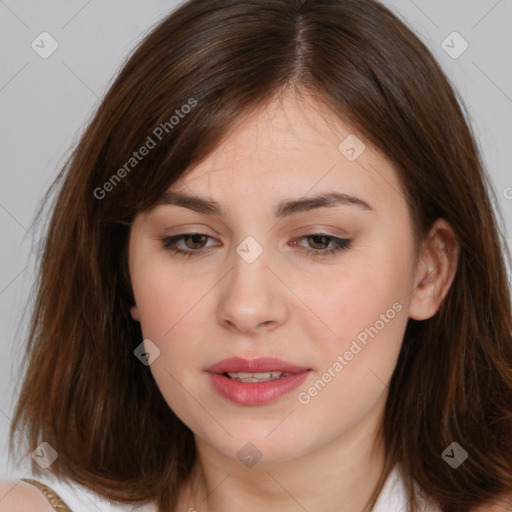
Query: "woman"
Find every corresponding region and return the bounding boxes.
[1,0,511,511]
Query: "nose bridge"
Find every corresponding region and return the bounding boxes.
[228,234,270,302]
[217,233,286,333]
[235,235,265,266]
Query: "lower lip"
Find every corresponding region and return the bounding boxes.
[207,371,310,405]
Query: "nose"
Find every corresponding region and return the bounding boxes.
[216,244,289,336]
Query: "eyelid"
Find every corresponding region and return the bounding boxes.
[160,230,352,259]
[292,225,351,238]
[160,225,349,245]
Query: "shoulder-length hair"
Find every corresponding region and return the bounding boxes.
[10,0,512,511]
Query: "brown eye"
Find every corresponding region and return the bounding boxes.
[182,233,208,249]
[305,234,330,250]
[161,232,218,258]
[161,232,351,259]
[294,234,352,257]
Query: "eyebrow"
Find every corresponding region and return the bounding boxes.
[155,190,375,218]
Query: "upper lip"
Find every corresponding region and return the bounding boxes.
[206,357,310,374]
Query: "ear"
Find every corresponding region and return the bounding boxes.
[408,218,460,321]
[130,305,141,322]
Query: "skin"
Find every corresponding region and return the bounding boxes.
[128,88,460,512]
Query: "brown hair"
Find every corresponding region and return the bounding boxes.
[9,0,512,511]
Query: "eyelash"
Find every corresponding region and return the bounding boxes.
[160,232,352,259]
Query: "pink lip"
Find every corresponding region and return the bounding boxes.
[206,357,309,374]
[206,357,311,405]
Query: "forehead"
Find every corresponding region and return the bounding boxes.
[165,91,406,216]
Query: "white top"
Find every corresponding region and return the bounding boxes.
[372,465,439,512]
[27,464,439,511]
[23,473,157,512]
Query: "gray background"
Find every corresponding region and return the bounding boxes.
[0,0,511,479]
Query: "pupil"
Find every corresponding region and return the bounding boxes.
[183,234,330,251]
[309,235,327,249]
[186,234,206,249]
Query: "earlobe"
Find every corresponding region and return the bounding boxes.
[130,305,141,322]
[408,219,460,321]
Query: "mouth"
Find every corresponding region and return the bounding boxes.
[205,357,311,405]
[224,371,294,383]
[206,356,309,375]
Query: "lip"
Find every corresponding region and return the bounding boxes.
[206,357,311,405]
[206,357,309,374]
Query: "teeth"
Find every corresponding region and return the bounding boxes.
[226,371,293,383]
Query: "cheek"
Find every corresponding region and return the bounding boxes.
[131,259,207,339]
[295,249,411,347]
[130,262,211,391]
[293,238,412,388]
[130,263,207,416]
[309,279,406,383]
[294,277,408,437]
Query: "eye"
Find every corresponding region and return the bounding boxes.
[161,233,218,258]
[160,232,352,258]
[293,234,352,257]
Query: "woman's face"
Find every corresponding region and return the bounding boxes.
[128,90,435,464]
